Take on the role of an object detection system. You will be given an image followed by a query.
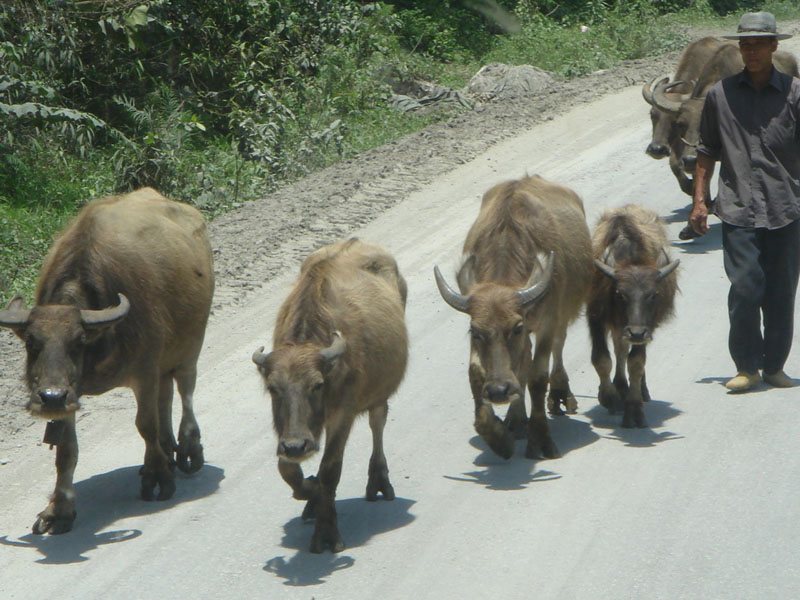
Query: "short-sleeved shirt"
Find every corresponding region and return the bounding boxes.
[697,66,800,229]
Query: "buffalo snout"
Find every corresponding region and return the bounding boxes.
[278,437,318,461]
[623,326,652,345]
[680,154,697,173]
[646,143,669,159]
[482,380,521,405]
[39,388,68,411]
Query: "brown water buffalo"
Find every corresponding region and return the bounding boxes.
[650,43,798,238]
[252,238,408,553]
[588,205,678,428]
[0,187,214,534]
[642,37,723,161]
[434,175,593,460]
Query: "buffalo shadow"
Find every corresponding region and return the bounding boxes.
[444,413,598,490]
[0,463,224,564]
[584,398,683,447]
[264,496,415,586]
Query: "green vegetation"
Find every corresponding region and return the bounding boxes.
[1,0,798,303]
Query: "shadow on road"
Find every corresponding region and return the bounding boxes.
[0,463,224,564]
[264,496,415,586]
[584,399,683,447]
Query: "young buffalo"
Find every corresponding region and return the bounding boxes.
[588,204,679,428]
[252,238,408,553]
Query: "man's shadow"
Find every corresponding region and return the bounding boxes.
[0,464,224,564]
[263,496,415,586]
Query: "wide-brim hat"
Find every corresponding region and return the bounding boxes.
[722,11,792,40]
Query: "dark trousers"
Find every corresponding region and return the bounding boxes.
[722,220,800,374]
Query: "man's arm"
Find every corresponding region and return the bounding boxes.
[690,152,715,236]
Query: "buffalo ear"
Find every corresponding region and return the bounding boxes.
[0,295,30,339]
[455,254,477,295]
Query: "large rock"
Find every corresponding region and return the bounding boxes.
[467,63,554,100]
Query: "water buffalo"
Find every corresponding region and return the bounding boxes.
[650,42,798,238]
[642,37,724,161]
[587,205,679,428]
[434,175,593,460]
[0,187,214,534]
[252,238,408,553]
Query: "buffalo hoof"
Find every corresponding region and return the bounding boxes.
[598,382,620,413]
[525,435,560,460]
[177,440,204,474]
[548,389,578,415]
[366,465,395,502]
[622,404,648,429]
[32,506,76,535]
[310,523,344,554]
[140,466,176,501]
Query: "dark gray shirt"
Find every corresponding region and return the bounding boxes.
[697,67,800,229]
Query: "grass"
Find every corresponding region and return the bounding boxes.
[2,2,799,306]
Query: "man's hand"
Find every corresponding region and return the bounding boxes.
[690,201,710,236]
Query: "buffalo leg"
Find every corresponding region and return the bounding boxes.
[526,337,559,459]
[612,334,630,413]
[503,396,528,440]
[547,326,578,415]
[157,375,177,468]
[33,413,78,535]
[366,402,395,501]
[470,357,514,459]
[174,364,204,473]
[641,369,651,403]
[589,316,619,413]
[623,344,648,428]
[134,376,175,501]
[310,413,355,553]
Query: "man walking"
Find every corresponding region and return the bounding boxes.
[690,12,800,391]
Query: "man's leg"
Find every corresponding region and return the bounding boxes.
[722,223,765,374]
[762,219,800,376]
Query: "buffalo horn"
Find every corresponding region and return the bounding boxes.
[433,265,470,313]
[80,293,130,328]
[657,258,680,280]
[319,331,346,362]
[252,346,270,367]
[652,79,689,113]
[594,259,617,281]
[517,251,554,307]
[0,295,31,329]
[642,75,668,105]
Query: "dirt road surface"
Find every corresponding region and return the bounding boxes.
[2,29,800,600]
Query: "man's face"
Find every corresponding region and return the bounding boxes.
[738,37,778,75]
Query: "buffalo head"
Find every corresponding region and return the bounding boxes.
[252,332,346,462]
[434,252,553,404]
[0,294,130,417]
[643,76,694,160]
[595,254,679,344]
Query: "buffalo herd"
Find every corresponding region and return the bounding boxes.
[3,35,796,553]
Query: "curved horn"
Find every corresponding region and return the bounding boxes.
[517,251,554,307]
[80,293,130,328]
[0,295,31,329]
[252,345,270,368]
[319,331,346,362]
[657,258,680,280]
[594,258,617,281]
[652,78,686,113]
[433,265,470,313]
[642,75,668,105]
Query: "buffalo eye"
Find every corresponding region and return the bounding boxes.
[311,381,324,394]
[512,321,525,335]
[267,384,281,397]
[469,327,482,341]
[25,334,42,358]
